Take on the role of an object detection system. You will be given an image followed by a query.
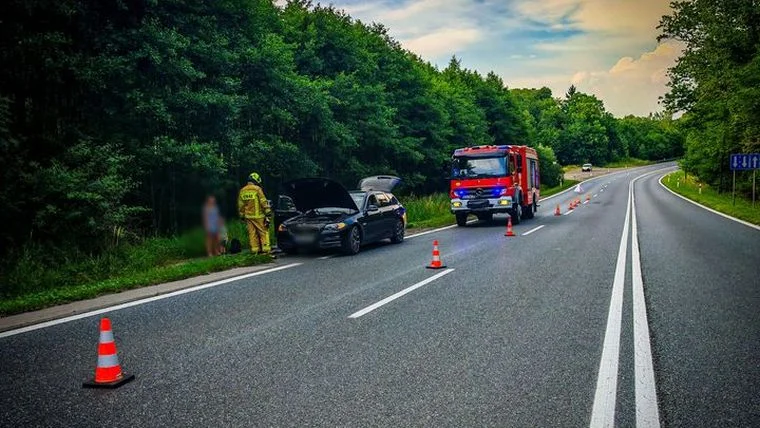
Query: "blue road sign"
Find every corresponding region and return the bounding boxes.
[731,153,760,170]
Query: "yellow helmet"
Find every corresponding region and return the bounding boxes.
[248,172,262,184]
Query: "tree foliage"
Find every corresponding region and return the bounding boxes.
[658,0,760,191]
[0,0,684,256]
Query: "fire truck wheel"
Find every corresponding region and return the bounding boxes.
[522,197,536,219]
[511,203,522,225]
[456,212,469,227]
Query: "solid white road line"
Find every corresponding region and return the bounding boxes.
[589,177,632,428]
[406,224,458,239]
[563,209,575,216]
[659,173,760,232]
[631,179,661,428]
[0,263,303,339]
[406,219,477,240]
[522,225,545,236]
[348,269,455,318]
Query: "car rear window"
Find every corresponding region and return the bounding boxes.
[375,192,391,207]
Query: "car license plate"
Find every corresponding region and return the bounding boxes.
[467,200,489,209]
[294,234,316,244]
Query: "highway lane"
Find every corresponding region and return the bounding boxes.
[634,171,760,427]
[5,164,747,427]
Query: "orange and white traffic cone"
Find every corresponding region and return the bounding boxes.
[505,216,516,237]
[426,240,447,269]
[83,318,135,389]
[586,194,591,203]
[568,201,575,211]
[555,204,561,216]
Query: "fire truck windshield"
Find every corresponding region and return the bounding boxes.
[452,156,508,178]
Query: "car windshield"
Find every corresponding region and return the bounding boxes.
[350,191,366,209]
[452,156,508,178]
[584,164,592,167]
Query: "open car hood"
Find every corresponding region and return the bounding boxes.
[358,175,401,192]
[282,178,358,212]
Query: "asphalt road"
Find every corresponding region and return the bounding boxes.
[2,163,759,427]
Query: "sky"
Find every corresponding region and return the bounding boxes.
[300,0,682,117]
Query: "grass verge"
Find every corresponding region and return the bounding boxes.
[604,158,653,168]
[540,179,579,198]
[404,193,453,229]
[662,171,760,226]
[0,252,271,316]
[0,221,271,316]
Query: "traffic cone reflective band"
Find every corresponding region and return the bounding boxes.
[554,204,561,216]
[505,217,516,237]
[83,318,135,389]
[426,240,447,269]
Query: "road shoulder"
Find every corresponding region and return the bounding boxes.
[0,263,279,333]
[660,171,760,230]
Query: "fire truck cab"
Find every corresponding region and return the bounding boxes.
[450,145,540,226]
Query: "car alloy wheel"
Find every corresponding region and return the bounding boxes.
[391,219,404,243]
[350,227,361,253]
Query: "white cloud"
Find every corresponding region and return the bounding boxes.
[314,0,680,116]
[515,0,671,36]
[404,28,483,57]
[569,41,683,116]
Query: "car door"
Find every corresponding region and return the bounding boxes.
[375,192,396,238]
[361,192,384,242]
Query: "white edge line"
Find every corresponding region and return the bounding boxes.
[539,175,606,202]
[317,255,334,260]
[659,173,760,232]
[348,269,455,318]
[406,219,477,239]
[406,224,457,239]
[631,176,662,427]
[589,173,632,427]
[0,263,303,339]
[522,225,545,236]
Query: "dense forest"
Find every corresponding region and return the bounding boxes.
[658,0,760,193]
[0,0,683,259]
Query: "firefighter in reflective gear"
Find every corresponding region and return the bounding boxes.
[238,172,272,254]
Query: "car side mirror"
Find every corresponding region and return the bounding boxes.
[367,204,379,212]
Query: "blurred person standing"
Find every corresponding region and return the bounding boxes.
[237,172,273,255]
[203,195,222,257]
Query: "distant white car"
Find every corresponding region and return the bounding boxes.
[582,163,593,172]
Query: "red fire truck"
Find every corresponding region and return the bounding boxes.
[450,145,540,226]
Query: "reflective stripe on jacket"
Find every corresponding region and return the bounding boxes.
[238,183,271,219]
